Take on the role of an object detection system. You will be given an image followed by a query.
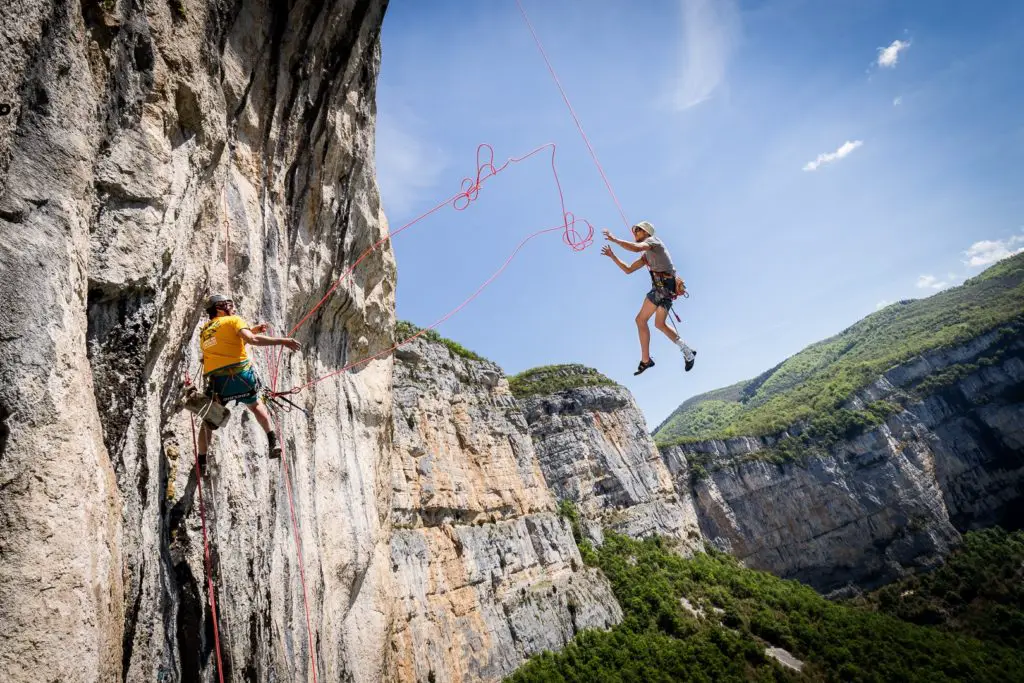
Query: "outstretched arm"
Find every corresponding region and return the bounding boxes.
[601,245,646,274]
[602,229,652,253]
[239,328,302,351]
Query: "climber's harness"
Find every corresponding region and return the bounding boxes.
[649,270,689,300]
[204,360,262,404]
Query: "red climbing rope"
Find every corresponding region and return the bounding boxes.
[222,190,231,285]
[274,413,320,683]
[187,409,226,683]
[268,141,595,396]
[183,9,638,678]
[275,222,567,395]
[287,142,592,339]
[515,0,630,229]
[213,180,319,681]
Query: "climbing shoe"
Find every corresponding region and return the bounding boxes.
[684,349,697,373]
[267,431,282,460]
[634,358,655,375]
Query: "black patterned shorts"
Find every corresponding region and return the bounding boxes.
[646,272,676,310]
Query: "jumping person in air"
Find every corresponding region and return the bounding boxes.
[601,221,696,375]
[195,294,302,472]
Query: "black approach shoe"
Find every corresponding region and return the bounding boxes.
[685,350,697,373]
[634,358,655,376]
[267,432,282,460]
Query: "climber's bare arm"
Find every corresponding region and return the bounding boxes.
[601,246,645,274]
[602,229,651,253]
[239,328,302,351]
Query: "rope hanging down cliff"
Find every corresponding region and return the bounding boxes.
[250,140,602,681]
[184,140,596,683]
[185,380,226,683]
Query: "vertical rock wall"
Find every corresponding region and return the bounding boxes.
[661,333,1024,593]
[389,339,621,683]
[518,374,701,550]
[0,1,394,681]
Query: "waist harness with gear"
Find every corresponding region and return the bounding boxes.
[649,270,688,299]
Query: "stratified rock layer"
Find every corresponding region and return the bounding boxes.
[518,369,701,550]
[390,339,621,683]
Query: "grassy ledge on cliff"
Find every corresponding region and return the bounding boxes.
[508,364,619,399]
[395,320,487,362]
[654,251,1024,446]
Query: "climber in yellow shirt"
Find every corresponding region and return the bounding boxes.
[196,294,301,472]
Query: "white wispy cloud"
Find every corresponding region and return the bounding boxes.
[375,118,447,217]
[672,0,741,110]
[877,39,911,68]
[963,233,1024,267]
[802,140,863,172]
[893,96,903,106]
[876,300,893,310]
[916,274,949,290]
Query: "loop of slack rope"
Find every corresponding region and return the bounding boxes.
[266,142,596,397]
[272,222,567,396]
[286,142,593,340]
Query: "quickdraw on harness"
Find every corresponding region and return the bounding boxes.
[222,364,308,416]
[648,267,689,323]
[262,389,310,418]
[180,359,310,428]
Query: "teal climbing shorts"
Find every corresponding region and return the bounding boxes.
[205,362,260,405]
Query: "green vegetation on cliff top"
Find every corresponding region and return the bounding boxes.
[654,251,1024,446]
[395,320,486,362]
[506,519,1024,682]
[508,364,618,399]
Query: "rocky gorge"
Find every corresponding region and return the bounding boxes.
[387,317,1024,675]
[2,1,1023,681]
[661,326,1024,594]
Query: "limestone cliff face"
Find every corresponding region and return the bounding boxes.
[389,339,621,683]
[883,330,1024,530]
[1,1,393,681]
[662,331,1024,593]
[517,369,701,550]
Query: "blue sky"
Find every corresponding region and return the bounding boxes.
[375,0,1024,428]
